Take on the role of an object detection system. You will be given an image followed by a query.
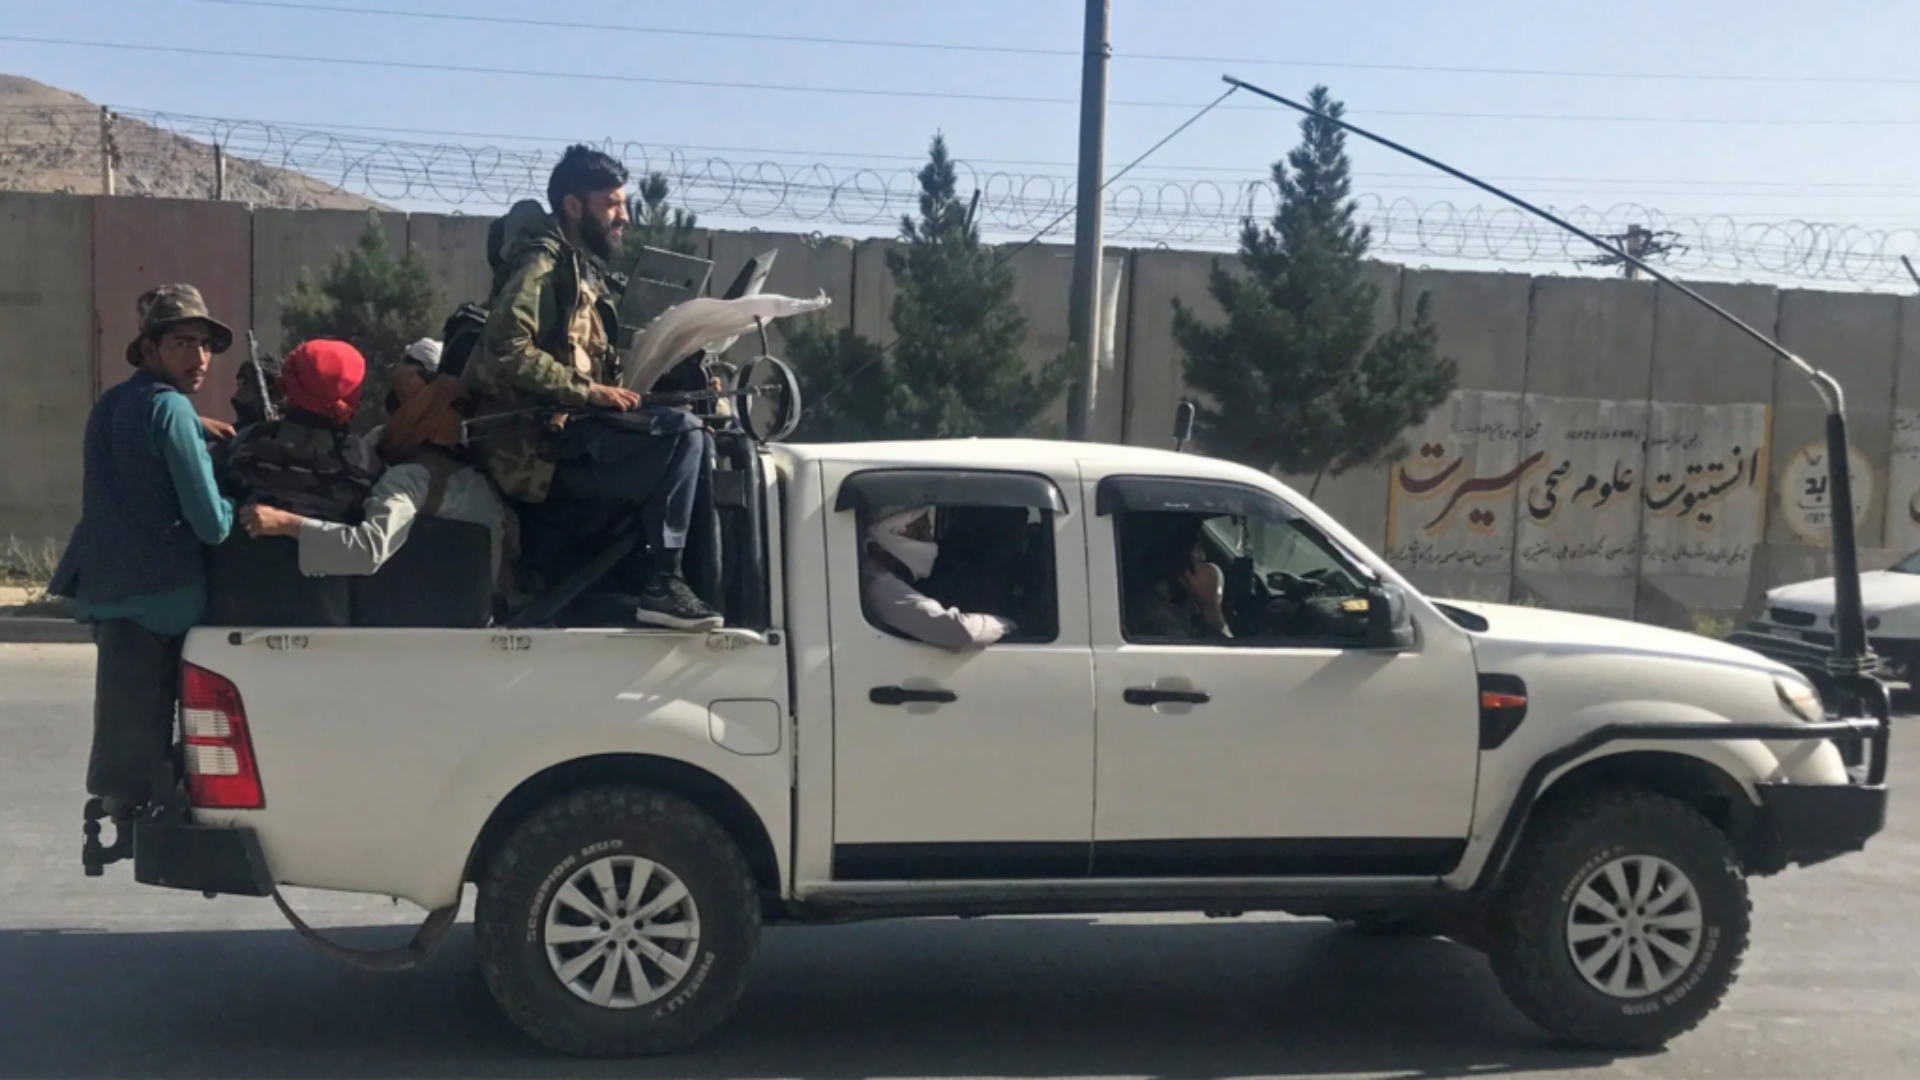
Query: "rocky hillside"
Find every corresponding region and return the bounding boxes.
[0,74,386,210]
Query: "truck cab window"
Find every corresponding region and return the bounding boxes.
[1119,503,1373,649]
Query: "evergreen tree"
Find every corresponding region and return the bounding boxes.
[622,172,701,260]
[1171,85,1456,495]
[280,212,441,369]
[783,322,893,442]
[788,133,1068,442]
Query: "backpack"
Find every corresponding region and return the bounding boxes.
[434,272,625,383]
[435,200,568,381]
[226,415,380,523]
[437,301,488,379]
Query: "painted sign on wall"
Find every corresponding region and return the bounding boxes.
[1777,438,1874,547]
[1386,391,1532,580]
[1639,403,1769,578]
[1882,409,1920,555]
[1389,393,1772,585]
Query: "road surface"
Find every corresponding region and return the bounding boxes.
[2,643,1915,1079]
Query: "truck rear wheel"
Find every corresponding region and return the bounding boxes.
[1488,790,1750,1051]
[474,786,760,1057]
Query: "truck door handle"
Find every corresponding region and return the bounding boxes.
[1124,687,1210,706]
[870,686,958,706]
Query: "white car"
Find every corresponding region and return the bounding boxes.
[95,436,1889,1058]
[1740,550,1920,687]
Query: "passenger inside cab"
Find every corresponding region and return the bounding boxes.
[860,504,1018,650]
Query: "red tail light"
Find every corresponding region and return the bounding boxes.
[179,663,264,809]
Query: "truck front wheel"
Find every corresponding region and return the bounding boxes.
[1488,790,1750,1051]
[474,786,761,1057]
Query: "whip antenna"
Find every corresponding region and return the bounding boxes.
[1220,74,1878,697]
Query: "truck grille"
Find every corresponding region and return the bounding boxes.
[1770,607,1819,628]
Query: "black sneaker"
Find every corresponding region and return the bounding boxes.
[634,574,725,631]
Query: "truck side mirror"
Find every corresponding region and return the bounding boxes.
[1173,400,1196,452]
[1366,582,1416,650]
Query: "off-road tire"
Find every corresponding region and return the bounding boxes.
[1489,790,1750,1051]
[474,786,761,1057]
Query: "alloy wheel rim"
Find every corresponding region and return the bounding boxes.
[1564,853,1705,999]
[542,855,702,1009]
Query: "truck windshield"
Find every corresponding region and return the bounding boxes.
[1202,514,1362,592]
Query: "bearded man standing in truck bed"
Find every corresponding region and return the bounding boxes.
[463,145,721,631]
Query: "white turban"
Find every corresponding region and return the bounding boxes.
[404,338,443,372]
[866,505,938,582]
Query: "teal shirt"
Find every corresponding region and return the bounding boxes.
[71,392,236,638]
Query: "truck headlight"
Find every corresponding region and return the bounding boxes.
[1774,675,1824,723]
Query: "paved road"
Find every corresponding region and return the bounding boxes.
[2,643,1915,1080]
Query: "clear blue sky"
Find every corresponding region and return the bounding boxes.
[5,0,1919,286]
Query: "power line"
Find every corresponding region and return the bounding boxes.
[7,35,1920,127]
[169,0,1920,87]
[812,83,1241,411]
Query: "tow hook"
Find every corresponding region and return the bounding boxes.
[81,798,132,876]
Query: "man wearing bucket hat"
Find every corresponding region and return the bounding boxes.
[51,284,242,826]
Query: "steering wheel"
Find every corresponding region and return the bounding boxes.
[1267,568,1339,598]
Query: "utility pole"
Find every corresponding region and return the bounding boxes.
[98,106,116,196]
[1580,223,1683,280]
[1619,225,1650,280]
[213,142,226,201]
[1065,0,1110,442]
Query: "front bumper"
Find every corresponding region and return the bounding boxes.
[1752,782,1889,870]
[133,815,274,897]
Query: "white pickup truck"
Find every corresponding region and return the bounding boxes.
[110,434,1890,1058]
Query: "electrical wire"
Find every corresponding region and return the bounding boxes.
[7,36,1920,126]
[167,0,1920,87]
[808,84,1240,412]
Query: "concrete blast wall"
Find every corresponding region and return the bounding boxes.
[2,190,1913,627]
[0,195,93,548]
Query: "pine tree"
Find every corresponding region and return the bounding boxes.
[622,172,701,260]
[280,212,442,369]
[1171,85,1456,495]
[788,133,1068,442]
[279,213,442,430]
[783,322,893,442]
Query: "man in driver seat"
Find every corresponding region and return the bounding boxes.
[1121,513,1232,641]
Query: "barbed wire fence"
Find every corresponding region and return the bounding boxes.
[4,103,1920,289]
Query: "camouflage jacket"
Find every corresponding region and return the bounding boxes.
[461,204,624,503]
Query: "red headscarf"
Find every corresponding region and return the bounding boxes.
[281,340,366,426]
